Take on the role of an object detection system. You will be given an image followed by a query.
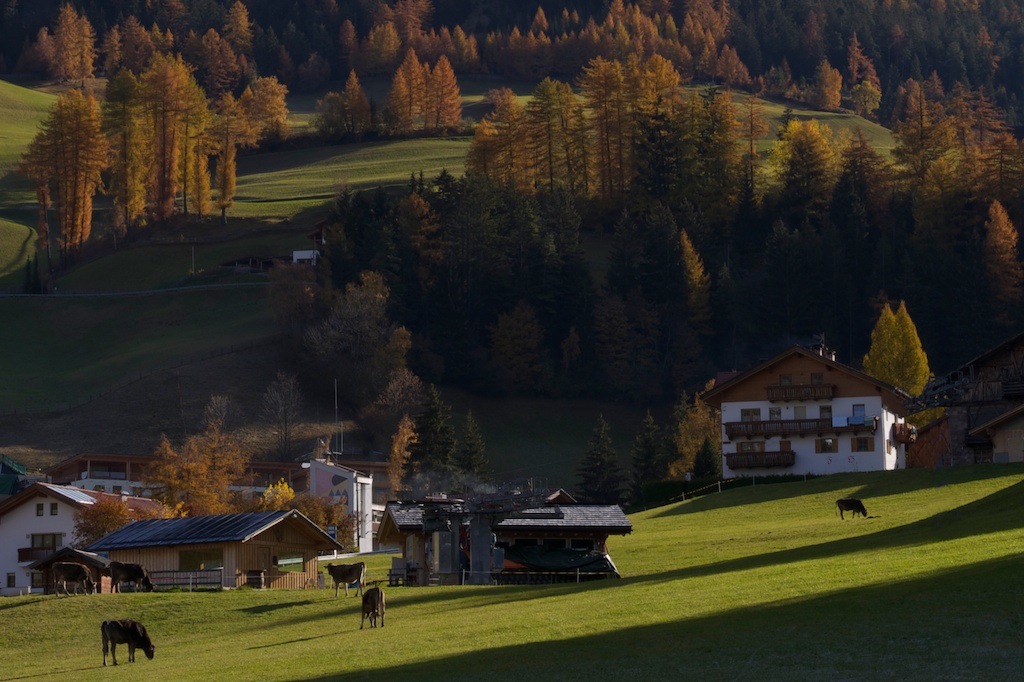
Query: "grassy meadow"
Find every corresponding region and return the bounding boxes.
[0,79,53,284]
[3,465,1022,680]
[0,287,275,410]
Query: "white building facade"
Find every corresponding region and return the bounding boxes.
[705,346,914,478]
[305,457,374,553]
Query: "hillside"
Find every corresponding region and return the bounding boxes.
[2,465,1022,680]
[0,79,52,283]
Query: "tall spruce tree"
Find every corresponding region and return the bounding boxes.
[456,411,489,486]
[629,411,662,506]
[409,385,458,489]
[576,415,625,505]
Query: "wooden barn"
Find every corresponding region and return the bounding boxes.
[28,547,110,594]
[87,510,343,590]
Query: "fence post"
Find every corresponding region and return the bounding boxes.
[717,481,722,493]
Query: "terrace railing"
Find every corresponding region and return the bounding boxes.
[765,384,836,401]
[725,450,796,469]
[726,416,878,439]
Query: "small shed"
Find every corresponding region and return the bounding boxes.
[28,547,110,594]
[87,510,344,590]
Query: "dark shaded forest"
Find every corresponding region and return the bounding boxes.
[7,0,1024,397]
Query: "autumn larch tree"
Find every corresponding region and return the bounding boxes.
[52,3,96,86]
[222,0,253,57]
[424,55,461,132]
[72,496,168,547]
[983,201,1023,332]
[213,91,259,224]
[241,76,290,141]
[385,49,426,134]
[862,301,931,397]
[146,405,251,516]
[813,59,842,111]
[340,70,372,134]
[142,53,193,222]
[578,56,630,199]
[19,89,108,263]
[178,70,213,218]
[387,413,418,495]
[103,70,149,241]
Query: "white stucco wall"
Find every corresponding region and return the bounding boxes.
[721,395,906,478]
[0,494,77,596]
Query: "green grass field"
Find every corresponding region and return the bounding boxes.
[58,230,311,292]
[0,287,275,410]
[232,137,470,220]
[2,465,1022,680]
[0,79,53,284]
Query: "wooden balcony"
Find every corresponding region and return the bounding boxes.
[765,384,836,401]
[18,547,55,562]
[725,450,796,469]
[892,423,917,444]
[725,416,878,439]
[1002,380,1024,399]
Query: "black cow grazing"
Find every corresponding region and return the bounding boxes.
[109,561,155,592]
[326,561,365,598]
[101,619,155,666]
[360,586,386,629]
[836,497,868,519]
[52,562,95,595]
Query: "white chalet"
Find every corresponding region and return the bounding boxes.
[704,345,913,478]
[0,482,162,596]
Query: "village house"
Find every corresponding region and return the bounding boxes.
[0,482,162,596]
[909,331,1024,466]
[703,344,914,478]
[378,490,632,586]
[86,509,344,590]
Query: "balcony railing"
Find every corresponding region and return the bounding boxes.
[18,547,57,562]
[765,384,836,401]
[725,450,796,469]
[725,416,878,439]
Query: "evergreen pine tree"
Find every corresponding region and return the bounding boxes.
[456,411,489,485]
[692,436,721,479]
[576,415,625,505]
[629,411,662,506]
[410,384,458,489]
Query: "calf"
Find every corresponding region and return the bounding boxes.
[836,497,868,519]
[326,561,365,598]
[52,562,95,595]
[360,586,386,629]
[101,619,155,666]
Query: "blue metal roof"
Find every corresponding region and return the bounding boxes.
[86,510,343,551]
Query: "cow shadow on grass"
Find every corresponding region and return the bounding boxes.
[248,633,335,650]
[290,553,1024,682]
[240,598,320,615]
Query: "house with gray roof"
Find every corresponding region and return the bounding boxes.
[87,510,344,590]
[378,495,632,586]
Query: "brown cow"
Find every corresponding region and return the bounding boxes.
[326,561,365,598]
[836,498,868,519]
[360,586,386,629]
[109,561,154,592]
[52,562,95,595]
[101,619,155,665]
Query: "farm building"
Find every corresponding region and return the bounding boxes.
[86,510,343,590]
[378,493,632,586]
[908,331,1024,465]
[704,343,914,478]
[28,546,110,595]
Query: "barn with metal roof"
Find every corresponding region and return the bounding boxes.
[87,510,344,590]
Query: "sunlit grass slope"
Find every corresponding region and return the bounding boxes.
[0,287,274,410]
[0,80,53,283]
[232,137,469,220]
[3,465,1022,681]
